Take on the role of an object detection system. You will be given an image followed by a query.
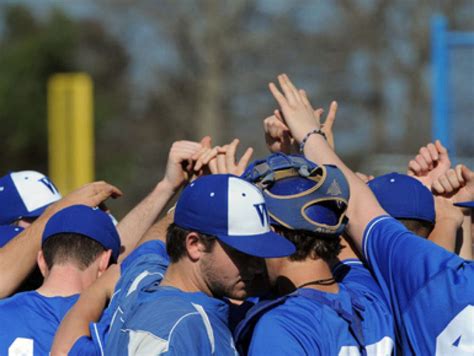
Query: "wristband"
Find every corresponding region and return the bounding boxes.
[299,128,326,152]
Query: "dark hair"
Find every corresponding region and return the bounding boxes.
[166,223,217,263]
[273,225,342,261]
[42,233,106,270]
[398,219,434,238]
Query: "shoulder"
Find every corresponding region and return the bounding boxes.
[126,291,209,334]
[0,291,36,312]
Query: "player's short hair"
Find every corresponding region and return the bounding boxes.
[272,225,342,261]
[42,233,107,270]
[398,218,434,238]
[166,223,217,263]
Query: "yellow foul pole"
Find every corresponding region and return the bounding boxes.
[47,73,94,194]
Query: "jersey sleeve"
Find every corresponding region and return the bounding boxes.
[120,240,169,274]
[68,316,110,356]
[362,215,465,311]
[248,312,317,356]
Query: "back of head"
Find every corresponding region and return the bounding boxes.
[0,171,61,225]
[42,204,121,268]
[42,233,107,270]
[368,173,435,237]
[243,153,350,260]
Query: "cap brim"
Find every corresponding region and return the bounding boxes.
[454,201,474,209]
[217,231,296,258]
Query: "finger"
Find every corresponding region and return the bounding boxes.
[200,136,212,148]
[446,169,461,190]
[216,153,227,174]
[202,147,221,165]
[415,154,430,172]
[191,137,213,160]
[299,89,313,111]
[408,160,422,176]
[95,182,123,198]
[269,82,288,109]
[419,147,434,169]
[194,148,216,171]
[314,108,324,119]
[456,164,466,184]
[278,74,299,104]
[438,174,455,193]
[432,180,445,194]
[274,110,285,123]
[237,147,254,174]
[323,101,337,130]
[226,139,239,169]
[435,140,448,154]
[426,143,439,161]
[208,158,218,174]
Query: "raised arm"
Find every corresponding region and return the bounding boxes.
[432,164,474,259]
[0,181,122,298]
[116,139,206,262]
[267,74,385,251]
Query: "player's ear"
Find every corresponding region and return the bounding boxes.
[185,232,204,261]
[37,250,49,278]
[97,249,113,277]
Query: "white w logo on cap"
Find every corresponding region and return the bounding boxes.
[253,203,268,227]
[228,177,270,235]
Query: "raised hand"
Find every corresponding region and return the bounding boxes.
[162,139,204,192]
[263,112,298,154]
[268,74,321,143]
[55,181,123,212]
[407,140,451,189]
[432,165,474,205]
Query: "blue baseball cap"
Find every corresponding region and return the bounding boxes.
[42,205,121,261]
[454,201,474,209]
[0,225,24,248]
[368,173,435,224]
[174,174,296,258]
[0,171,62,225]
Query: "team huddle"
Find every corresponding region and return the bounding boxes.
[0,74,473,355]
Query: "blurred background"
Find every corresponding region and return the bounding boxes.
[0,0,473,217]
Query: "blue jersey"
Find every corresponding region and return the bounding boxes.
[363,215,474,355]
[105,285,238,355]
[236,277,394,356]
[70,240,169,355]
[0,291,78,355]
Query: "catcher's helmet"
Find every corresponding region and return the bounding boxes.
[242,153,349,237]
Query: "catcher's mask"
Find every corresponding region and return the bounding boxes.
[242,153,349,237]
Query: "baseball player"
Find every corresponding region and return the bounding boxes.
[0,204,121,355]
[0,181,122,299]
[103,174,295,355]
[267,73,474,354]
[235,153,394,355]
